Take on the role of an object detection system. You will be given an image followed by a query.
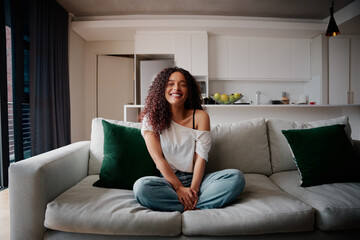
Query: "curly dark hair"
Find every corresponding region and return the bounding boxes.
[139,67,203,136]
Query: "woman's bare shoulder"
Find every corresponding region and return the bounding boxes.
[195,109,210,131]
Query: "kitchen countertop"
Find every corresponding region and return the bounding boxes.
[204,104,360,107]
[124,104,360,139]
[125,104,360,108]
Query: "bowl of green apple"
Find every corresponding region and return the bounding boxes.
[211,93,243,104]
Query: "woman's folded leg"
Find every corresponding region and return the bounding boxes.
[133,176,184,212]
[196,169,246,210]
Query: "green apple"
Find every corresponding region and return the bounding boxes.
[229,95,236,103]
[234,93,241,100]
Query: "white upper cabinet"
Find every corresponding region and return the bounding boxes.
[190,33,208,76]
[135,32,174,54]
[135,31,208,97]
[175,32,208,76]
[209,37,311,81]
[290,39,311,79]
[249,38,271,78]
[174,33,191,72]
[270,39,290,79]
[228,38,249,78]
[209,38,227,78]
[135,31,208,76]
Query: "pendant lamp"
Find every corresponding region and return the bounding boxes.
[326,0,340,37]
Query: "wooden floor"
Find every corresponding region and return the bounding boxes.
[0,189,10,240]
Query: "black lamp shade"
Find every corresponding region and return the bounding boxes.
[326,16,340,37]
[326,3,340,37]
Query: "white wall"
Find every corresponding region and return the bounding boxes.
[69,21,135,141]
[69,27,86,143]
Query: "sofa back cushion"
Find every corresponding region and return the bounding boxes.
[89,118,142,175]
[206,118,272,176]
[267,116,351,173]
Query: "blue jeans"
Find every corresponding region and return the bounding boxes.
[133,169,245,212]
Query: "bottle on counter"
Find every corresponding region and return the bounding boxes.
[256,91,260,105]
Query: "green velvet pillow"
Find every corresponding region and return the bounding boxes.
[282,124,360,187]
[93,120,157,189]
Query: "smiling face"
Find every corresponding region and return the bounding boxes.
[165,71,189,107]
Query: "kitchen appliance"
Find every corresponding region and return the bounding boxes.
[298,94,307,104]
[140,60,174,105]
[270,100,284,104]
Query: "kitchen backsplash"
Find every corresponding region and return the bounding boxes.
[209,80,318,105]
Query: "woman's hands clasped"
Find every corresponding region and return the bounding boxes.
[176,186,198,211]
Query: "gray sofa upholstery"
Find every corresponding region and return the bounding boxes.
[9,116,360,240]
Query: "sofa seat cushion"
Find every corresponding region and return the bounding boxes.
[182,174,314,235]
[44,175,181,236]
[270,171,360,231]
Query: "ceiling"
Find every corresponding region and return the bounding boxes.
[56,0,360,40]
[57,0,355,19]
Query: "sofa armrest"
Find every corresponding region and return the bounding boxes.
[353,139,360,158]
[9,141,90,240]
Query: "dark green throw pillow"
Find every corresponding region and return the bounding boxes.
[282,124,360,187]
[93,120,157,189]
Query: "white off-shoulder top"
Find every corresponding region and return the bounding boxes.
[141,115,211,173]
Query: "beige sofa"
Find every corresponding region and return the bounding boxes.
[9,116,360,239]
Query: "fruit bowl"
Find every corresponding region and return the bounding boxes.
[211,93,243,104]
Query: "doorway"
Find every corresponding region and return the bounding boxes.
[97,55,134,121]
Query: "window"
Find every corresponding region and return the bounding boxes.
[6,25,14,162]
[1,0,31,189]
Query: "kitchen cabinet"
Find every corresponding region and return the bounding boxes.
[135,32,174,54]
[135,31,208,76]
[228,38,249,78]
[209,38,227,78]
[135,31,209,96]
[174,33,191,72]
[270,39,290,79]
[174,32,208,76]
[329,36,360,104]
[351,37,360,104]
[209,37,311,81]
[174,32,208,96]
[329,37,349,105]
[291,39,311,79]
[190,33,208,76]
[249,38,270,78]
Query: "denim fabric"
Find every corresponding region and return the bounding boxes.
[133,169,245,212]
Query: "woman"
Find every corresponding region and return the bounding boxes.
[134,67,245,212]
